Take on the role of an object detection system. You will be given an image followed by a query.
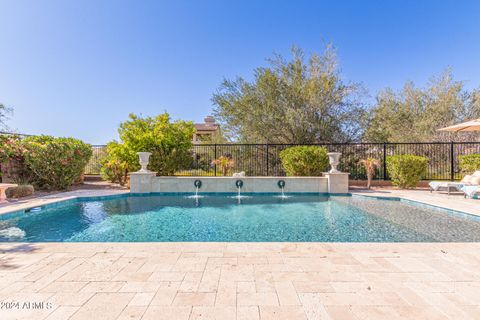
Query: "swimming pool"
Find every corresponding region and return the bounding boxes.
[1,194,479,242]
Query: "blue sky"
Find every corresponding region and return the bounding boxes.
[0,0,479,144]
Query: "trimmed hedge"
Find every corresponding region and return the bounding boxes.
[0,135,32,183]
[279,146,329,176]
[386,155,428,189]
[22,136,92,190]
[458,154,480,175]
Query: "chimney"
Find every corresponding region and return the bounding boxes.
[204,116,215,125]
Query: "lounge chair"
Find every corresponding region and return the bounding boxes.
[429,171,480,195]
[461,185,479,199]
[429,181,465,194]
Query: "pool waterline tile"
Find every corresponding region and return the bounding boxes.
[1,192,480,242]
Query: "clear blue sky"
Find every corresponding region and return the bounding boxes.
[1,0,479,144]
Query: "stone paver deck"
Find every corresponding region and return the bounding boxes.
[0,187,479,318]
[0,242,480,319]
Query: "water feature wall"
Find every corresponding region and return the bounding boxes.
[129,175,349,194]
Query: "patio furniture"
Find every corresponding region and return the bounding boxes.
[429,171,480,195]
[461,185,479,199]
[429,181,466,194]
[436,120,480,198]
[0,183,18,203]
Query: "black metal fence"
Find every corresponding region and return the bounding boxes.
[84,145,108,175]
[3,131,478,180]
[84,142,480,180]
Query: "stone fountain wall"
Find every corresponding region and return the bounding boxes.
[129,174,348,194]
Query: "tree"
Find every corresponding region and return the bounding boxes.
[212,45,366,143]
[359,158,380,189]
[363,70,480,142]
[0,103,12,130]
[211,155,234,176]
[102,113,195,177]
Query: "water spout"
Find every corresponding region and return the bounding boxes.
[276,180,290,199]
[236,186,242,204]
[232,179,249,202]
[187,180,204,199]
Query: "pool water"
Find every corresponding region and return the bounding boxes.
[1,194,479,242]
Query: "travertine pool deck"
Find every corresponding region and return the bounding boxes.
[1,242,480,319]
[0,187,479,319]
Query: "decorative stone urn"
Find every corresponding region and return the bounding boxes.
[327,152,342,173]
[137,152,152,173]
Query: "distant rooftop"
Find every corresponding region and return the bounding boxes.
[193,116,220,143]
[194,116,219,131]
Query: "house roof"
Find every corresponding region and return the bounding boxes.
[194,116,219,132]
[194,123,219,132]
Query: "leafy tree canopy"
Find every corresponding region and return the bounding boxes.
[363,69,480,142]
[102,113,195,177]
[212,45,366,143]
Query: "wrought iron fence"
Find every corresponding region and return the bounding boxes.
[3,131,478,180]
[84,142,480,180]
[84,145,108,175]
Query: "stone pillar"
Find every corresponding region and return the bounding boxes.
[325,173,350,194]
[130,172,155,194]
[325,152,349,193]
[130,152,155,194]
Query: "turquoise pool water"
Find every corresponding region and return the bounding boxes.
[1,194,479,242]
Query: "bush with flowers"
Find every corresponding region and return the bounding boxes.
[0,135,92,190]
[0,135,32,183]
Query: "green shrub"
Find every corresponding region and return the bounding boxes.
[5,184,34,198]
[100,142,130,185]
[458,154,480,175]
[0,135,32,183]
[386,155,428,189]
[174,169,215,176]
[279,146,329,176]
[102,113,195,181]
[22,136,92,190]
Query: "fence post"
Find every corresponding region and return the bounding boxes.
[383,143,387,180]
[266,144,269,176]
[450,142,454,181]
[214,144,217,177]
